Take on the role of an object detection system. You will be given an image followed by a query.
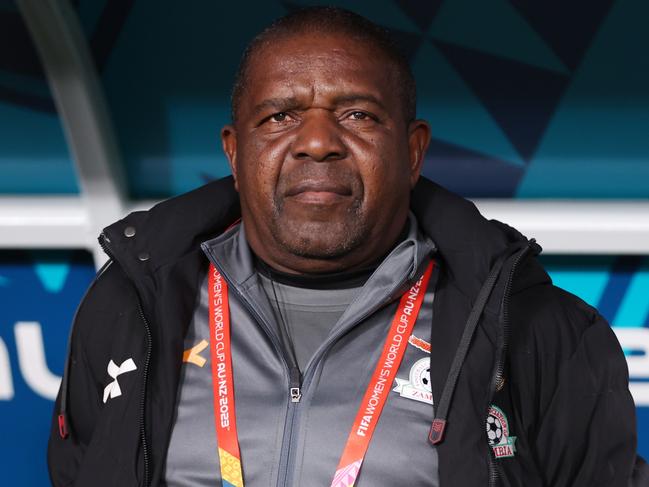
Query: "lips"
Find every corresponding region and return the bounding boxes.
[284,180,353,205]
[285,180,352,197]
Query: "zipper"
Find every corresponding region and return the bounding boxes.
[208,249,418,487]
[205,256,300,487]
[266,267,303,404]
[230,283,297,486]
[99,232,153,487]
[209,258,296,398]
[289,367,302,402]
[136,299,153,487]
[487,242,534,487]
[282,270,415,486]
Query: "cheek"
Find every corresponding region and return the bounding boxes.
[237,135,291,209]
[349,134,410,201]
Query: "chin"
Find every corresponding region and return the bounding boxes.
[271,217,367,260]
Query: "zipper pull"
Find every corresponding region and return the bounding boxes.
[289,367,302,403]
[290,387,302,403]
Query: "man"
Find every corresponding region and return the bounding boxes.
[48,7,646,487]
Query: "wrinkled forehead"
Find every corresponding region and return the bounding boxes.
[240,32,400,113]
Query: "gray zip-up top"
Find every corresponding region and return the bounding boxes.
[164,215,439,486]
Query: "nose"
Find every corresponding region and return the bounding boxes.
[291,111,348,162]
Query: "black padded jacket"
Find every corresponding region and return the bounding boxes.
[48,176,647,486]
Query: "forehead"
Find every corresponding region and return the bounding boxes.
[241,33,399,112]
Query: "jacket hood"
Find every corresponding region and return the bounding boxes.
[102,176,546,302]
[411,177,543,300]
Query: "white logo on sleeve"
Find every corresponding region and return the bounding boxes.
[103,358,137,403]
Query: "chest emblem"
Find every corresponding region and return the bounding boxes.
[183,339,208,367]
[487,405,517,458]
[393,357,433,405]
[103,358,137,403]
[408,334,431,353]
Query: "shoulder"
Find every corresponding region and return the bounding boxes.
[510,270,596,354]
[507,256,629,393]
[70,261,144,375]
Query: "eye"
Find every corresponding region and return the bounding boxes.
[257,111,296,128]
[349,111,369,120]
[270,112,290,123]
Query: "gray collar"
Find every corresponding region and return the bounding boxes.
[201,212,435,293]
[201,213,436,332]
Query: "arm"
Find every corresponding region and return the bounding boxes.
[508,282,637,487]
[47,261,129,486]
[532,311,636,486]
[47,322,101,487]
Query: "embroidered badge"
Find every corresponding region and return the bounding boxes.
[393,357,433,405]
[103,358,137,403]
[487,405,517,458]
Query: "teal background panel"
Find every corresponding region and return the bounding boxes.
[5,0,647,198]
[0,4,78,194]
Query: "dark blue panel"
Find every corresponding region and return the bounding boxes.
[0,250,96,485]
[423,137,524,198]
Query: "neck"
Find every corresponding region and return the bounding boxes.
[244,211,411,275]
[255,257,376,289]
[251,218,411,280]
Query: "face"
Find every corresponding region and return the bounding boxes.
[222,32,430,274]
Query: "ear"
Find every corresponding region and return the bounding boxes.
[407,119,431,188]
[221,124,239,191]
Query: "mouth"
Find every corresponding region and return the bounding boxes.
[284,181,353,205]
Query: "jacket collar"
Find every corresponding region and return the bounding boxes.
[101,176,540,304]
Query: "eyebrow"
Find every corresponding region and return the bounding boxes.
[251,93,387,117]
[330,93,387,112]
[251,97,301,117]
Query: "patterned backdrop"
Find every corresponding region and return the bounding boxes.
[0,1,647,485]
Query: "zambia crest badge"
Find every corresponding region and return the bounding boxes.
[487,405,517,458]
[393,357,433,405]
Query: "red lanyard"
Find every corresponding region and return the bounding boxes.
[209,260,435,487]
[209,266,244,487]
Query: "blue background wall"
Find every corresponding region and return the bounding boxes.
[0,1,647,484]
